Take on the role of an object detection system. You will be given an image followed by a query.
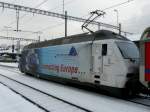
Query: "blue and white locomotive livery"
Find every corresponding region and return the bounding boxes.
[19,30,140,96]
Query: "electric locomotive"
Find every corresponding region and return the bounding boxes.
[19,30,140,96]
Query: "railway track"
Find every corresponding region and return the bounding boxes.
[0,64,21,74]
[0,65,150,109]
[138,94,150,100]
[127,96,150,107]
[0,73,92,112]
[0,82,50,112]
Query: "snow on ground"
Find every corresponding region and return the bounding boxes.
[0,66,149,112]
[0,83,44,112]
[0,75,86,112]
[0,62,18,68]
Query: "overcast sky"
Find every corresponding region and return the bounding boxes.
[0,0,149,45]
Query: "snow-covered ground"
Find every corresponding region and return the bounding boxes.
[0,75,85,112]
[0,63,150,112]
[0,62,18,68]
[0,83,44,112]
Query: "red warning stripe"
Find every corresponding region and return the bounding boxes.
[145,73,150,81]
[145,42,150,81]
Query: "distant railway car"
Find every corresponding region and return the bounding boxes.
[19,30,140,96]
[140,27,150,89]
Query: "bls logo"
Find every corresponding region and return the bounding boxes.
[69,46,78,56]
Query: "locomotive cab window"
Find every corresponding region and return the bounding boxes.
[116,42,139,59]
[102,44,107,56]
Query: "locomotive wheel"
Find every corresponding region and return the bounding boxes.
[125,78,140,97]
[125,87,134,97]
[20,68,24,73]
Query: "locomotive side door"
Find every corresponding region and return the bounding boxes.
[92,43,103,84]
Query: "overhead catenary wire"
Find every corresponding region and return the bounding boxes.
[0,0,49,43]
[20,0,77,27]
[12,0,75,26]
[0,0,134,41]
[5,0,49,27]
[0,35,38,42]
[0,1,117,40]
[34,0,134,38]
[78,0,134,35]
[50,0,77,12]
[20,0,77,38]
[81,0,134,18]
[0,0,79,38]
[103,0,134,11]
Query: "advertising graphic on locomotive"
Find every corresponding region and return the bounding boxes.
[19,30,141,96]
